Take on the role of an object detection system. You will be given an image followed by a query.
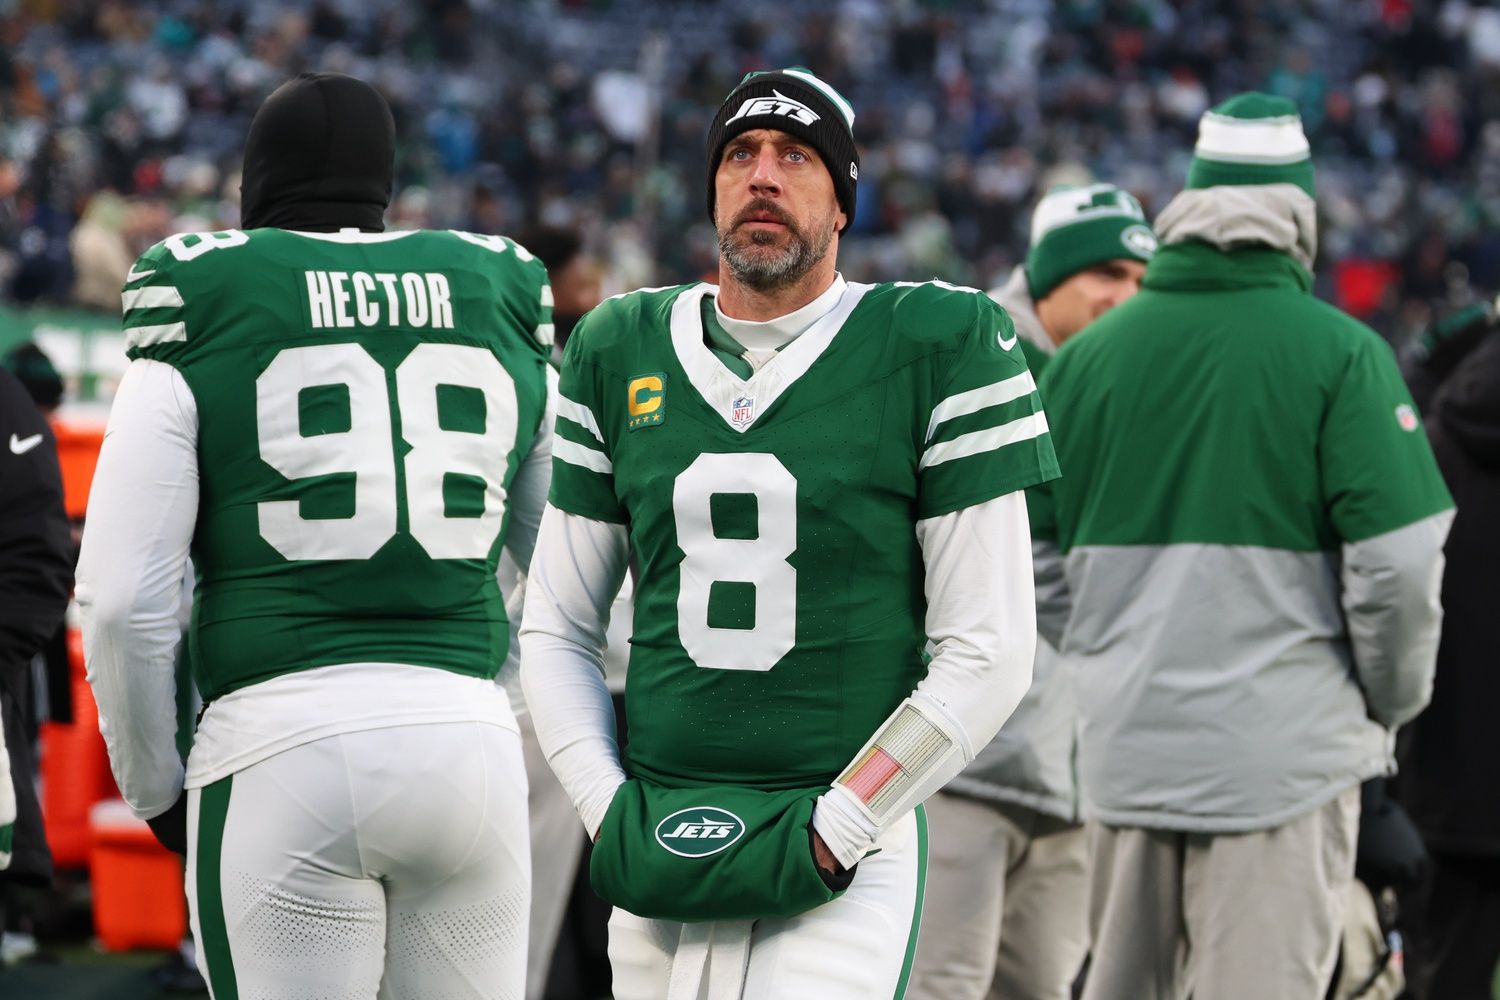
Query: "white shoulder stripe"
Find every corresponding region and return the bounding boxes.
[553,435,612,475]
[926,371,1036,443]
[121,286,184,313]
[540,285,554,308]
[920,412,1049,471]
[889,278,986,295]
[124,322,187,349]
[534,322,556,347]
[557,395,604,444]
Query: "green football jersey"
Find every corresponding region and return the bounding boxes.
[551,279,1059,790]
[121,228,552,701]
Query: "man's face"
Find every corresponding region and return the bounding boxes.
[550,254,602,350]
[1035,259,1148,345]
[713,128,846,292]
[552,255,602,319]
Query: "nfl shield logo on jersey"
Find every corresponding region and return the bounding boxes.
[730,395,755,428]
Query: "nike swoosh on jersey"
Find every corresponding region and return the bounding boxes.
[997,331,1018,351]
[9,433,43,455]
[125,265,156,283]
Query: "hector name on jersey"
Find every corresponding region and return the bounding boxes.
[120,227,553,702]
[550,278,1058,791]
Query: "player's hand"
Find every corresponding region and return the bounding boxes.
[1356,778,1428,891]
[147,795,189,856]
[811,829,844,878]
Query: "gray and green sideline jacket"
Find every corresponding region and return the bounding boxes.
[944,266,1078,822]
[1033,216,1454,833]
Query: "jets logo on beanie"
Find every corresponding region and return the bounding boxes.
[706,68,859,225]
[1025,184,1157,302]
[1186,92,1315,196]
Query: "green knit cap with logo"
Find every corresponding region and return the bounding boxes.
[705,67,859,225]
[1185,92,1315,196]
[1025,183,1158,301]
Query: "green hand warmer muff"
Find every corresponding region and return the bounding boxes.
[589,779,852,923]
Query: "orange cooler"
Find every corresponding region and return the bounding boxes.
[39,629,116,867]
[88,799,188,951]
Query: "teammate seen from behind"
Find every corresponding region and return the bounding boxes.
[1033,94,1454,1000]
[909,182,1155,1000]
[77,74,554,999]
[521,68,1057,1000]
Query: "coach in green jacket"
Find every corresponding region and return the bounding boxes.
[1033,93,1455,1000]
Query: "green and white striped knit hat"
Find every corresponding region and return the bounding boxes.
[1025,183,1158,301]
[1186,92,1315,196]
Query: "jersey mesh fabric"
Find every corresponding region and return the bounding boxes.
[120,228,551,700]
[550,281,1058,790]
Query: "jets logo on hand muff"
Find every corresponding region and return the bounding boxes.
[591,780,851,922]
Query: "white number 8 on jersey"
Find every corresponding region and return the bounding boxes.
[673,453,797,672]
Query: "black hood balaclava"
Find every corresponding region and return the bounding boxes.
[240,73,395,233]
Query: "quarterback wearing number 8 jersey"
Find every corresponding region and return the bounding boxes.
[522,68,1059,1000]
[77,75,552,999]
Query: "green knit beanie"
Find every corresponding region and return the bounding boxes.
[2,342,62,409]
[1025,184,1157,301]
[1186,92,1315,196]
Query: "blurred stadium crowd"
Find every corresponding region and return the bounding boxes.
[1,0,1498,342]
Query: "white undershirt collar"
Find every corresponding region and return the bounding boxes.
[712,274,848,352]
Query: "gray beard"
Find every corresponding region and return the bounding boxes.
[719,222,832,292]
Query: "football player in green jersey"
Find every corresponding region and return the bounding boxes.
[77,74,553,998]
[521,68,1059,1000]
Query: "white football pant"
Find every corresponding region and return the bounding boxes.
[186,722,530,999]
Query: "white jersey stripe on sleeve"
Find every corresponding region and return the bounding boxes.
[554,435,613,475]
[920,412,1049,470]
[540,285,554,308]
[121,287,185,314]
[926,371,1037,443]
[125,322,188,349]
[557,395,605,444]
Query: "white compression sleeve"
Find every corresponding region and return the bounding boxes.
[495,368,558,709]
[76,359,199,820]
[812,491,1037,868]
[502,366,558,575]
[519,504,631,835]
